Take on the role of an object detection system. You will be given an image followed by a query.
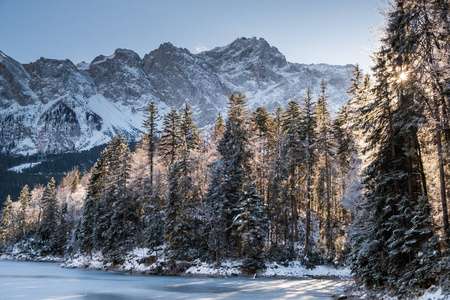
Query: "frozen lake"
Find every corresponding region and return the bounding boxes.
[0,260,349,299]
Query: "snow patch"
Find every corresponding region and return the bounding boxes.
[8,162,41,173]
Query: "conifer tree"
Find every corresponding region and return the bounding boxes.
[0,195,14,247]
[165,106,202,263]
[77,157,105,256]
[300,89,317,254]
[101,134,135,259]
[212,113,225,141]
[350,26,441,294]
[142,101,159,192]
[209,93,256,262]
[180,104,201,152]
[282,100,302,250]
[315,80,335,259]
[17,184,30,238]
[53,202,69,256]
[160,108,182,166]
[235,181,267,273]
[165,154,199,262]
[70,174,79,194]
[37,177,59,253]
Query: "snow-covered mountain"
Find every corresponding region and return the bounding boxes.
[0,37,354,155]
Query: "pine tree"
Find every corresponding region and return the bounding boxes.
[212,113,225,141]
[53,202,69,256]
[282,100,303,252]
[165,106,202,263]
[252,107,275,200]
[17,184,30,239]
[37,177,59,253]
[0,195,14,247]
[101,134,136,259]
[70,174,79,194]
[300,89,317,255]
[350,27,441,294]
[165,155,199,263]
[209,93,257,262]
[142,101,159,192]
[180,104,201,152]
[77,157,105,257]
[234,181,268,273]
[160,108,182,166]
[315,80,335,259]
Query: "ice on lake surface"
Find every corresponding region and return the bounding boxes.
[0,260,349,299]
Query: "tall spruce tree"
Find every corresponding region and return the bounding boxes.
[77,156,105,257]
[101,134,135,259]
[37,177,59,253]
[0,195,14,247]
[165,106,201,263]
[17,185,30,238]
[315,80,335,259]
[209,93,257,262]
[300,89,317,254]
[142,101,159,192]
[160,108,182,166]
[234,181,268,273]
[282,100,303,252]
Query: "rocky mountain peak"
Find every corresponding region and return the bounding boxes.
[0,50,37,108]
[202,37,287,70]
[0,38,354,155]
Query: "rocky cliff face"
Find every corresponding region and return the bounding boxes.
[0,37,354,155]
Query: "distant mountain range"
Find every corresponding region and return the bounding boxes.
[0,37,354,155]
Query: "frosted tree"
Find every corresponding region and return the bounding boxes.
[164,154,199,263]
[179,104,201,152]
[300,89,317,255]
[165,105,202,263]
[101,134,136,259]
[142,101,159,192]
[212,113,225,141]
[208,93,258,262]
[17,184,30,239]
[0,195,14,247]
[160,108,182,166]
[315,80,335,259]
[281,100,303,250]
[350,19,442,293]
[234,181,267,273]
[77,157,104,257]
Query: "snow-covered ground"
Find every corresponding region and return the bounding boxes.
[8,161,41,173]
[60,247,351,279]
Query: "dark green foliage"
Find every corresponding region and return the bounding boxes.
[76,157,105,256]
[212,93,256,261]
[37,177,59,253]
[165,156,199,262]
[160,109,182,166]
[235,182,268,273]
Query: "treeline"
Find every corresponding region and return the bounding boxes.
[0,84,355,273]
[0,144,115,205]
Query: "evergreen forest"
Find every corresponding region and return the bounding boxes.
[1,0,449,297]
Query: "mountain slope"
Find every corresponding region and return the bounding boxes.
[0,37,354,155]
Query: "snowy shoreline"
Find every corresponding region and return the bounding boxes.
[2,253,446,299]
[0,249,351,280]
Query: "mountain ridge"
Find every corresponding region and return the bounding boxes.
[0,37,354,155]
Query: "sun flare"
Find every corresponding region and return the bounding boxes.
[399,72,408,81]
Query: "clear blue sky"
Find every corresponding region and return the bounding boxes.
[0,0,384,72]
